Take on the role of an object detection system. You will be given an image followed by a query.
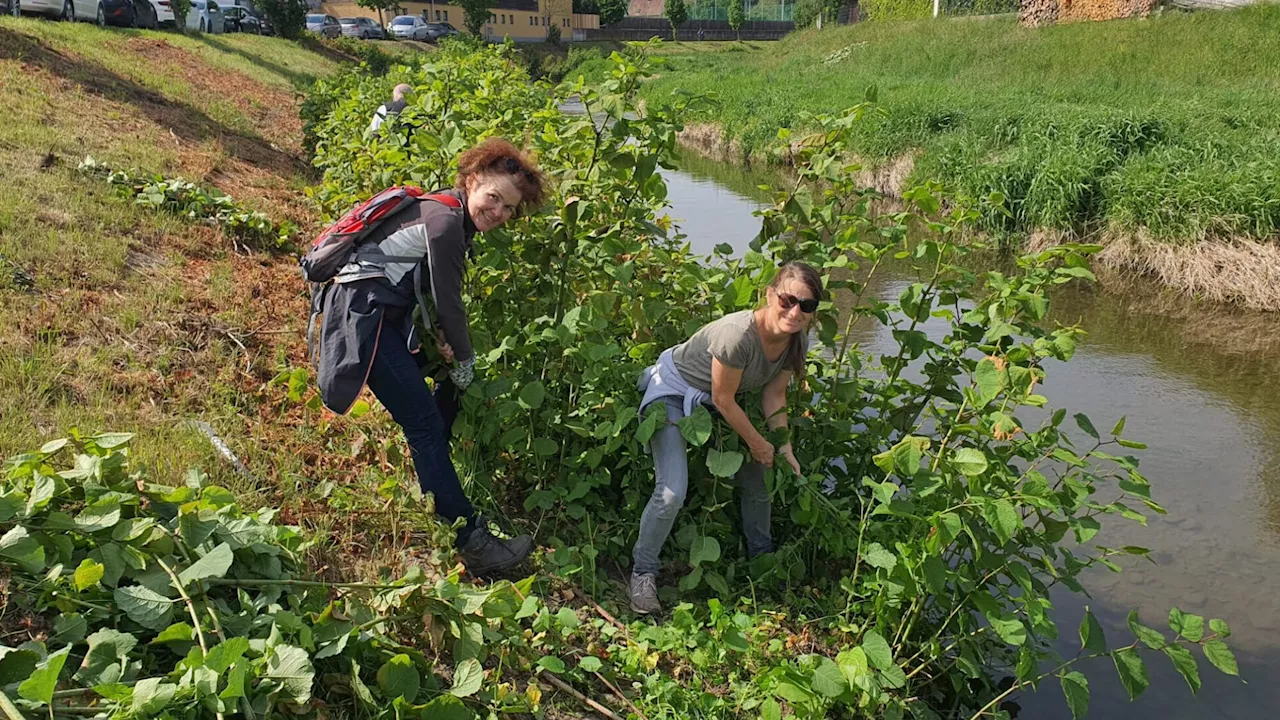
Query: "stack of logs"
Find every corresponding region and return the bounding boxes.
[1019,0,1157,26]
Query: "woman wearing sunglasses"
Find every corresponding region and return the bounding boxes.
[628,262,824,614]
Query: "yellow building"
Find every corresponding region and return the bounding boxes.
[320,0,600,42]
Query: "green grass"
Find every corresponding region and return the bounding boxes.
[628,7,1280,242]
[0,18,348,495]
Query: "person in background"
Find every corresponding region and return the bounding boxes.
[368,83,414,134]
[628,262,824,614]
[317,138,546,576]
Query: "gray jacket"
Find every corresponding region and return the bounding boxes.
[316,189,476,413]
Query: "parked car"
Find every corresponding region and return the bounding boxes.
[423,22,458,42]
[128,0,156,26]
[388,14,430,41]
[61,0,131,25]
[305,13,340,38]
[223,4,260,33]
[149,0,174,26]
[339,16,385,39]
[4,0,74,20]
[184,0,223,32]
[258,12,274,35]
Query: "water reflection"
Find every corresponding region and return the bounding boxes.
[660,151,1280,718]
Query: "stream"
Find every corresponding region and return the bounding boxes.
[661,150,1280,718]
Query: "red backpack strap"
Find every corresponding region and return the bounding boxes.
[422,192,462,209]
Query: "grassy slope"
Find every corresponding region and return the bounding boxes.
[0,20,384,553]
[635,7,1280,243]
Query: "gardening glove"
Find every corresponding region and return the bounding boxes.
[449,357,475,390]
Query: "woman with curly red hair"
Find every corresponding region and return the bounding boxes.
[317,137,545,576]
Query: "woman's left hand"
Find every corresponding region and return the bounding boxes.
[780,445,801,476]
[436,330,454,364]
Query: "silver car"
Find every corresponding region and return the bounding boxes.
[185,0,224,32]
[305,13,341,38]
[388,15,430,41]
[339,16,385,39]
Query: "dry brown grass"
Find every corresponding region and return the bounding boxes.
[1096,230,1280,312]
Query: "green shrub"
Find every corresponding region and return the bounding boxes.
[297,44,1244,718]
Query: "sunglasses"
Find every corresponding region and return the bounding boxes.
[777,292,819,314]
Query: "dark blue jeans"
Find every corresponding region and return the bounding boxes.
[366,319,476,546]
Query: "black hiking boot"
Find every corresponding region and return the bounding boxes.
[459,522,534,577]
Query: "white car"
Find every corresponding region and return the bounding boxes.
[388,15,431,41]
[150,0,175,26]
[5,0,74,20]
[185,0,224,32]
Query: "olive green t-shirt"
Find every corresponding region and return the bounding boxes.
[671,310,804,393]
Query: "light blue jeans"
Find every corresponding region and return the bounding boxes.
[632,394,773,576]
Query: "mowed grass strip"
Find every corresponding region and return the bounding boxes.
[0,19,408,557]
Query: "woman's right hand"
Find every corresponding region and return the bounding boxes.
[750,438,775,468]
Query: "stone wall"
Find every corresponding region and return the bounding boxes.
[1019,0,1157,26]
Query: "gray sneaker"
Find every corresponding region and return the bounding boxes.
[629,572,661,615]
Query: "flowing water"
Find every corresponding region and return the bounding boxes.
[661,150,1280,718]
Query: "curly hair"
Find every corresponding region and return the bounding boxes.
[455,137,546,211]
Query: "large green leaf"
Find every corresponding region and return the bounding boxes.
[1203,640,1239,676]
[689,536,721,566]
[1127,610,1166,650]
[24,474,56,517]
[1163,644,1201,693]
[873,435,929,477]
[131,677,177,717]
[17,648,70,706]
[1168,607,1204,642]
[950,448,988,477]
[862,542,897,571]
[52,613,87,645]
[706,449,744,478]
[518,381,546,409]
[836,647,868,686]
[1112,648,1149,700]
[676,406,713,447]
[451,658,484,698]
[75,497,122,533]
[810,657,847,698]
[988,614,1027,646]
[421,695,472,720]
[0,650,38,686]
[75,628,138,686]
[219,661,248,700]
[1079,608,1106,654]
[973,357,1005,405]
[377,654,419,702]
[0,526,46,573]
[204,637,250,674]
[73,558,106,591]
[860,629,894,670]
[982,499,1020,544]
[177,543,234,587]
[1060,671,1089,720]
[114,585,176,631]
[265,645,314,705]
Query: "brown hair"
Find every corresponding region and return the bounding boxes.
[769,261,825,375]
[455,137,546,212]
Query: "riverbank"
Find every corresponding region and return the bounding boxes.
[616,6,1280,309]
